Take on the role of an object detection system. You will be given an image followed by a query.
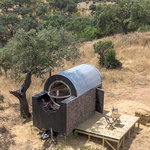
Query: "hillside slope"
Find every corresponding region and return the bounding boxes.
[0,32,150,150]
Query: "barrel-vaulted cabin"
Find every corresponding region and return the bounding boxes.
[32,64,104,136]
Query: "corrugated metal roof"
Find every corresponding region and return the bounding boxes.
[59,64,102,97]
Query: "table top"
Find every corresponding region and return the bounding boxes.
[111,113,121,118]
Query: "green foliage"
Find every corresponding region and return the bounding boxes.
[0,25,7,46]
[0,0,149,75]
[13,6,32,16]
[94,41,113,54]
[73,130,78,137]
[94,40,113,66]
[36,3,47,16]
[0,0,14,13]
[0,44,12,74]
[138,25,150,32]
[0,0,149,47]
[0,0,34,46]
[65,17,88,32]
[95,7,117,36]
[130,0,150,27]
[13,0,32,6]
[89,4,96,11]
[41,13,66,29]
[49,0,77,14]
[94,0,150,36]
[0,14,19,26]
[65,3,77,14]
[1,26,79,77]
[104,49,122,69]
[81,26,99,40]
[17,16,38,31]
[65,16,97,40]
[94,40,122,69]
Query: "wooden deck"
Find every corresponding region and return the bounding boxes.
[75,111,140,150]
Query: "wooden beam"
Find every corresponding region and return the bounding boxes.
[105,140,116,150]
[88,135,90,141]
[102,138,104,150]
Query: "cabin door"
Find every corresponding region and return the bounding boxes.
[96,88,104,114]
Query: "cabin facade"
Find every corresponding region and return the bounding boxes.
[32,64,104,136]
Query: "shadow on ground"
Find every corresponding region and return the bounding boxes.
[0,126,16,150]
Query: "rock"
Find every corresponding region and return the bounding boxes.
[0,125,7,133]
[135,108,150,125]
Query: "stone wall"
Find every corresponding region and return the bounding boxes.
[66,88,96,134]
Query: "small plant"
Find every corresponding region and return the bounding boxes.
[73,130,78,137]
[0,94,4,103]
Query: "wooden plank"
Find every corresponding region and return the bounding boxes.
[105,140,116,150]
[76,129,119,142]
[75,111,140,150]
[76,112,139,140]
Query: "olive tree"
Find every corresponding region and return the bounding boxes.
[94,0,132,35]
[49,0,77,14]
[94,0,150,35]
[2,26,79,118]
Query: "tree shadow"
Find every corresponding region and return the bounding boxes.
[121,127,143,150]
[0,126,16,150]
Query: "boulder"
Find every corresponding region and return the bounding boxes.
[135,108,150,125]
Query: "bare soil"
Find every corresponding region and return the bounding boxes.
[0,32,150,150]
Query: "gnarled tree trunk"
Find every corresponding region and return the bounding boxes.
[10,72,31,118]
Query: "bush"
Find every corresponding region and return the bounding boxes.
[93,40,122,69]
[138,25,150,32]
[104,49,122,69]
[93,40,113,66]
[81,26,99,40]
[94,40,113,54]
[89,4,96,11]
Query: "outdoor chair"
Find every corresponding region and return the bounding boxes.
[111,108,121,124]
[112,108,118,114]
[104,115,115,130]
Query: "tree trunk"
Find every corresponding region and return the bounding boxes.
[10,73,32,118]
[120,21,128,34]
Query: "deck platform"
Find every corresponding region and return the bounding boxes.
[75,112,140,150]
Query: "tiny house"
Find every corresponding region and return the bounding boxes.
[32,64,104,136]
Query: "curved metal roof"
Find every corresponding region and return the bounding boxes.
[59,64,102,97]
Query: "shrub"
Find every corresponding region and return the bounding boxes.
[93,40,114,66]
[89,4,96,11]
[104,49,122,69]
[138,25,150,32]
[94,40,113,53]
[93,40,122,69]
[81,26,99,40]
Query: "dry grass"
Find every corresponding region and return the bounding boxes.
[101,32,150,87]
[47,32,150,93]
